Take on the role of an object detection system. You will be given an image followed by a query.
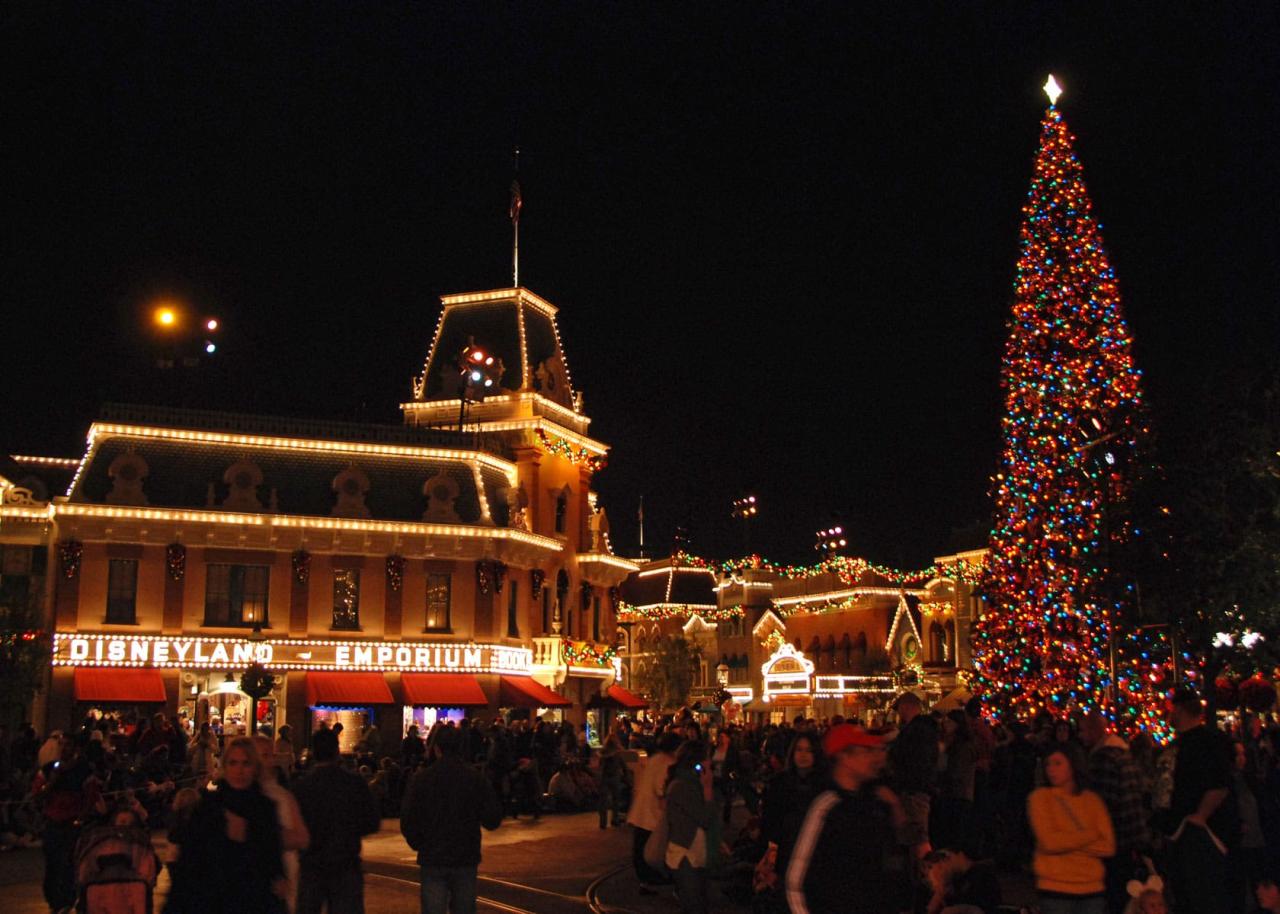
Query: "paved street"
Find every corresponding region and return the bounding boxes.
[2,804,1040,913]
[0,811,752,914]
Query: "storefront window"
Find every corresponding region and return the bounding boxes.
[425,573,451,631]
[312,707,368,753]
[403,705,465,736]
[204,564,270,626]
[332,569,361,630]
[106,559,138,624]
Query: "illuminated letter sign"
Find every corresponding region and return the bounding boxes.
[761,643,814,704]
[53,633,532,675]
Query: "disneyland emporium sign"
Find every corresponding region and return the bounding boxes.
[53,633,533,674]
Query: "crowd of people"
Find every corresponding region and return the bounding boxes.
[1,687,1279,914]
[612,689,1280,914]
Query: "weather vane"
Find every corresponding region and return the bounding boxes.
[1043,74,1063,106]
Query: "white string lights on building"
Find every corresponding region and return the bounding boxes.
[3,502,566,552]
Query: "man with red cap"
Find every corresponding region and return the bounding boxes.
[785,724,905,914]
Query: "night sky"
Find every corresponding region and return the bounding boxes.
[4,5,1277,567]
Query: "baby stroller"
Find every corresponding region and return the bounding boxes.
[74,824,160,914]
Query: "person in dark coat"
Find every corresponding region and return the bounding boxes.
[758,731,826,894]
[165,737,285,914]
[401,724,502,914]
[1160,689,1238,914]
[292,728,382,914]
[664,740,718,914]
[786,724,903,914]
[401,724,425,771]
[887,691,940,858]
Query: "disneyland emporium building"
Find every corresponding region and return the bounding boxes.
[2,287,641,748]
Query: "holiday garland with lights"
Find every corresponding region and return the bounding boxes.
[561,639,617,666]
[536,429,607,471]
[972,88,1147,721]
[668,551,982,587]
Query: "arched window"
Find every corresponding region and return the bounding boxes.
[945,620,957,664]
[554,488,569,534]
[930,622,946,662]
[556,570,570,634]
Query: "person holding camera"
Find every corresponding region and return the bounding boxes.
[664,741,718,914]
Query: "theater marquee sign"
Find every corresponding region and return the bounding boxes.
[52,633,533,675]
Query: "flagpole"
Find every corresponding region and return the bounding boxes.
[512,146,521,288]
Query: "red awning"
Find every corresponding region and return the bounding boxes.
[498,675,572,709]
[74,668,167,703]
[306,672,394,707]
[605,684,650,710]
[401,674,488,707]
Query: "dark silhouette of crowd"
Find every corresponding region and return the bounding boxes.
[3,689,1280,914]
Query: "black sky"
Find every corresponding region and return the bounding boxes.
[3,4,1277,567]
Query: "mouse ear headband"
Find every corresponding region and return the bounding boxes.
[1126,874,1164,897]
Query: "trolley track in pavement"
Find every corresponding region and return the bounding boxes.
[365,859,617,914]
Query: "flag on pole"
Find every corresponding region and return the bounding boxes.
[510,179,522,225]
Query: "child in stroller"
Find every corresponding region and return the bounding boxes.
[74,807,160,914]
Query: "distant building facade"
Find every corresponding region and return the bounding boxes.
[618,549,985,722]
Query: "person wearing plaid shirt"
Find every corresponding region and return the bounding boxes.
[1080,712,1149,914]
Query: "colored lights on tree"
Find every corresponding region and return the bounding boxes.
[972,82,1151,726]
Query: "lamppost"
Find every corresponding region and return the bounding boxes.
[814,524,847,558]
[151,302,222,369]
[731,495,758,555]
[456,338,504,433]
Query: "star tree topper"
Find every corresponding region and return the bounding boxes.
[1043,74,1063,106]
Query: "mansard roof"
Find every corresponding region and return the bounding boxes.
[619,558,719,609]
[412,288,578,411]
[66,405,517,527]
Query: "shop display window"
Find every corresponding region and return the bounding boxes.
[402,706,465,735]
[311,707,368,753]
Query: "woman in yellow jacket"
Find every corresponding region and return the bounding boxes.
[1028,742,1116,914]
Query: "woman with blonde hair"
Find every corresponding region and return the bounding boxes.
[253,735,310,914]
[164,737,285,913]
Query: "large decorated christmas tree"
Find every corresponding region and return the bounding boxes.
[973,77,1145,719]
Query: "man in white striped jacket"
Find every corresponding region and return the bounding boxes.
[785,724,904,914]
